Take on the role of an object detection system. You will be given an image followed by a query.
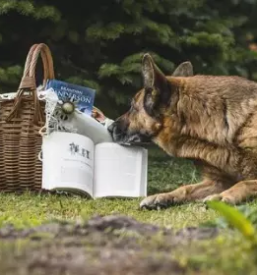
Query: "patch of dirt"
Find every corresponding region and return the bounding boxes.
[0,215,219,275]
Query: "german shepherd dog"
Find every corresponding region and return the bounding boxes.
[108,54,257,210]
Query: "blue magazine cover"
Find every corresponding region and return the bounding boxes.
[46,79,96,116]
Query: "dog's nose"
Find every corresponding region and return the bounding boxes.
[107,122,115,134]
[107,121,124,141]
[108,121,119,139]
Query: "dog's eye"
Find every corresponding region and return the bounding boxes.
[127,98,139,113]
[131,104,139,112]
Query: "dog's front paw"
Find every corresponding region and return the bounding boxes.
[203,193,236,205]
[139,193,178,210]
[140,194,169,210]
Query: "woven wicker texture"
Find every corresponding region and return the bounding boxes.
[0,43,55,192]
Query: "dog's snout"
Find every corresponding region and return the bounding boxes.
[107,119,128,142]
[107,121,115,134]
[107,121,121,140]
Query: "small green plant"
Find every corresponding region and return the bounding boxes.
[207,200,257,264]
[207,201,256,240]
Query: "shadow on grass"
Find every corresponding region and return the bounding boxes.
[147,146,200,195]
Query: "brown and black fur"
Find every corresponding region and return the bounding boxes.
[108,54,257,209]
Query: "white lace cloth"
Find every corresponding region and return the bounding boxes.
[0,87,81,135]
[0,88,83,162]
[0,87,114,161]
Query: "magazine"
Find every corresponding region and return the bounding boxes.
[42,131,148,199]
[45,79,96,116]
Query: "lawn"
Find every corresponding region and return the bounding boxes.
[0,146,257,274]
[0,146,209,229]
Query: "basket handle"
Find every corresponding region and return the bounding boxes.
[28,43,55,87]
[21,43,38,81]
[6,43,55,124]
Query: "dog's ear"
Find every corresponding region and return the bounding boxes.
[172,61,193,77]
[142,53,170,115]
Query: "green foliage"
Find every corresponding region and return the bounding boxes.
[206,201,257,265]
[0,0,60,20]
[1,0,257,117]
[206,201,256,240]
[203,204,257,229]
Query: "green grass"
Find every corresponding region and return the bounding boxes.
[0,146,256,229]
[0,146,209,229]
[0,193,218,229]
[1,146,257,274]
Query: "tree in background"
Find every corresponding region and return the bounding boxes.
[0,0,257,117]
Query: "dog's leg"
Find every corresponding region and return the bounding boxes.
[140,163,234,209]
[140,180,222,209]
[204,180,257,204]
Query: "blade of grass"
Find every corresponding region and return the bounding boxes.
[207,201,255,240]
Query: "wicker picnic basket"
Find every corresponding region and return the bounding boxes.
[0,43,55,192]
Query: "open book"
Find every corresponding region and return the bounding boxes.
[42,131,148,198]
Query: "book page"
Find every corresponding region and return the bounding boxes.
[93,143,148,198]
[140,149,148,196]
[42,132,95,196]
